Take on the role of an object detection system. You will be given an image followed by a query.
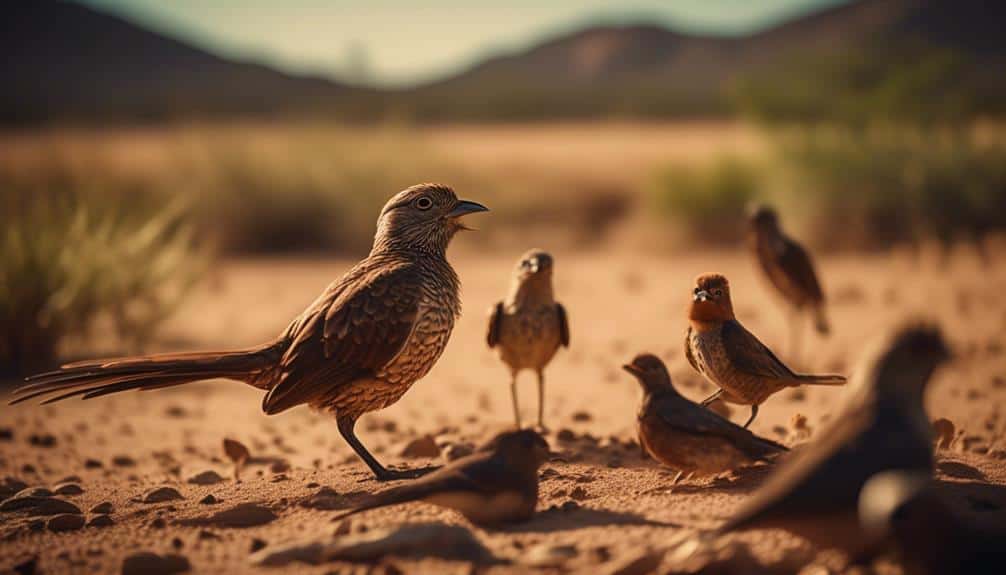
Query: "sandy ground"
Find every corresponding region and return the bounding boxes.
[2,248,1005,574]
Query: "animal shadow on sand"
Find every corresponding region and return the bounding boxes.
[498,506,681,534]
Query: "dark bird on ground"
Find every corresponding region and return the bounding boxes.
[334,429,550,526]
[623,353,788,484]
[858,470,1006,575]
[748,205,830,364]
[487,249,569,429]
[716,323,951,557]
[11,184,488,481]
[685,273,846,428]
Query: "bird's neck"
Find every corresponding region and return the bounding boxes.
[370,235,449,260]
[688,302,733,328]
[507,276,554,307]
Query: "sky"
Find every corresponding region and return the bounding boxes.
[78,0,850,87]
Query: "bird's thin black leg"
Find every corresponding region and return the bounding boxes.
[510,373,522,429]
[742,405,759,429]
[337,417,437,481]
[699,389,723,407]
[536,370,547,431]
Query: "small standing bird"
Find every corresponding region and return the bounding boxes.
[12,184,488,481]
[487,249,569,429]
[684,273,846,428]
[748,205,830,364]
[334,429,550,526]
[623,353,788,483]
[858,470,1006,574]
[716,323,951,557]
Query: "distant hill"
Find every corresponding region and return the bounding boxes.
[3,0,1004,124]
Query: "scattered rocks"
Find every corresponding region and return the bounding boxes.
[301,487,341,510]
[53,483,83,496]
[556,429,576,442]
[223,438,250,479]
[932,418,956,449]
[250,538,268,553]
[199,494,220,505]
[269,460,291,473]
[121,552,191,575]
[143,487,184,503]
[28,434,56,448]
[570,486,590,500]
[524,543,578,567]
[0,427,12,441]
[572,411,593,422]
[399,435,440,458]
[112,455,136,467]
[0,496,82,516]
[177,502,277,528]
[250,523,494,566]
[187,470,225,485]
[15,487,53,498]
[90,502,113,514]
[84,459,103,469]
[87,515,114,528]
[1,477,28,500]
[47,513,85,532]
[790,414,812,441]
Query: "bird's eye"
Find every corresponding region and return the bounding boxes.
[714,289,723,297]
[414,196,433,210]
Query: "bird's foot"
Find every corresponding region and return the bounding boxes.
[373,464,441,482]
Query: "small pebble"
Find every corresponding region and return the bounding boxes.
[90,502,113,514]
[121,552,190,575]
[143,486,183,503]
[53,483,84,496]
[112,456,136,467]
[187,470,224,485]
[47,513,85,532]
[199,494,220,505]
[88,515,115,528]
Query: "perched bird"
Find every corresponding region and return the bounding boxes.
[858,470,1006,574]
[748,205,830,364]
[716,323,951,557]
[11,184,488,481]
[684,273,846,428]
[334,429,550,526]
[623,353,788,483]
[487,249,569,429]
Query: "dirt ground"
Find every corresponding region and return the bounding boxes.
[2,248,1005,574]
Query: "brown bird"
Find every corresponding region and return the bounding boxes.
[334,429,550,526]
[487,249,569,429]
[858,470,1006,574]
[748,205,830,364]
[11,184,488,481]
[684,273,846,428]
[623,353,788,484]
[716,323,951,557]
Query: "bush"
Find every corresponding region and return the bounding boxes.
[647,157,762,245]
[1,194,202,375]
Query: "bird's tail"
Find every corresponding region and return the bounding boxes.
[794,373,846,386]
[332,483,433,522]
[9,343,283,406]
[813,305,830,336]
[749,435,789,461]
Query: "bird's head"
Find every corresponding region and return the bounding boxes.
[748,204,780,233]
[373,183,488,255]
[862,322,952,401]
[689,273,735,324]
[515,249,554,280]
[622,353,676,395]
[484,429,551,469]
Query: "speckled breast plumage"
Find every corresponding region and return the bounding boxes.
[497,304,561,372]
[688,326,786,406]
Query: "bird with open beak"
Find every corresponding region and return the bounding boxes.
[487,249,569,429]
[684,273,846,428]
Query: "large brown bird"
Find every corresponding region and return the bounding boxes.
[11,184,488,481]
[685,273,846,428]
[858,470,1006,575]
[716,323,951,558]
[623,353,787,483]
[748,205,830,364]
[334,429,550,526]
[487,249,569,429]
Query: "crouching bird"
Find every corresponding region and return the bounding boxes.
[716,323,951,559]
[748,205,831,365]
[11,184,488,482]
[334,429,550,526]
[623,353,787,484]
[487,249,569,429]
[685,273,846,428]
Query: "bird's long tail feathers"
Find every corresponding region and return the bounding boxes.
[332,483,434,522]
[9,343,281,406]
[794,373,846,386]
[813,305,830,336]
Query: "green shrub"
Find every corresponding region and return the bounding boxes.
[1,194,203,375]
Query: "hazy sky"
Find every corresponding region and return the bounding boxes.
[78,0,849,86]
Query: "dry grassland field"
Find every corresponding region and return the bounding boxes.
[2,244,1005,573]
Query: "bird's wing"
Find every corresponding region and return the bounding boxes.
[486,302,504,348]
[721,320,796,380]
[684,327,699,372]
[651,396,786,454]
[778,236,824,303]
[262,261,422,414]
[556,302,570,347]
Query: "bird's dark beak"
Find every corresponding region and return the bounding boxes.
[621,363,642,377]
[448,200,489,219]
[693,290,711,303]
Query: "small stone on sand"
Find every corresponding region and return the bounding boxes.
[399,435,440,458]
[121,552,191,575]
[47,513,85,532]
[143,486,184,503]
[187,470,224,485]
